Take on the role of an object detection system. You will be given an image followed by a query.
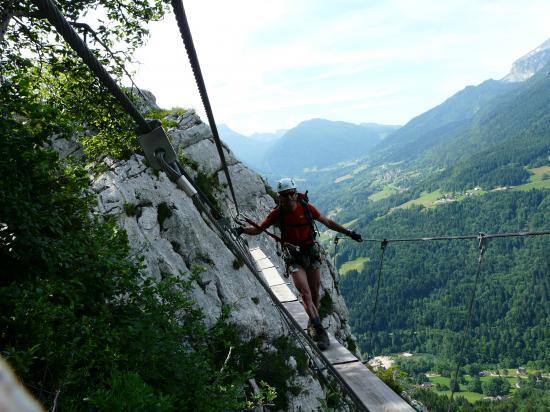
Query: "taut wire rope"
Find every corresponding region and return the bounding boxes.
[366,239,388,358]
[447,234,487,411]
[170,0,240,215]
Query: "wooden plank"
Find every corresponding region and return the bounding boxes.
[271,283,297,302]
[251,246,413,411]
[322,334,358,365]
[283,301,309,329]
[261,267,287,287]
[249,248,267,260]
[256,257,276,270]
[334,362,415,411]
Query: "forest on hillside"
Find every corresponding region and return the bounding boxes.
[335,190,549,369]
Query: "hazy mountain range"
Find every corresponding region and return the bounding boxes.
[219,120,400,177]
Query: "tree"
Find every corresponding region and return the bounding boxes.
[1,0,169,159]
[482,377,511,397]
[450,377,460,392]
[468,376,482,394]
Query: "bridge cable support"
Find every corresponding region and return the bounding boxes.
[447,233,487,411]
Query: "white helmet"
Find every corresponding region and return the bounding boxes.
[276,177,297,193]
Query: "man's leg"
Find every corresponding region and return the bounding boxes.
[306,267,321,311]
[291,266,319,320]
[291,266,329,350]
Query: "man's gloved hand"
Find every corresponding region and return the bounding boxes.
[348,230,362,242]
[235,226,245,236]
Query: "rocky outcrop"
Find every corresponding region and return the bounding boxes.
[87,108,360,409]
[502,37,550,82]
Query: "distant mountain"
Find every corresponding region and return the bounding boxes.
[503,38,550,82]
[217,124,276,171]
[359,123,401,139]
[313,38,550,210]
[249,129,288,143]
[263,119,384,175]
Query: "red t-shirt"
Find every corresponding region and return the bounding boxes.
[261,203,321,246]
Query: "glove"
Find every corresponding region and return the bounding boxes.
[235,226,245,236]
[348,230,362,242]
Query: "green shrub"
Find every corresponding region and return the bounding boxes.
[0,65,268,411]
[233,258,244,270]
[124,202,139,217]
[318,292,334,319]
[146,107,187,129]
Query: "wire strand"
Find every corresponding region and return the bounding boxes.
[170,0,240,215]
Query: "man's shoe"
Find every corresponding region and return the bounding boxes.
[316,326,330,351]
[307,320,319,341]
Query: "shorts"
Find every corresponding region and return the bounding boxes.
[284,242,322,275]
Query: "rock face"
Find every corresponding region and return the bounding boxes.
[89,108,360,410]
[502,38,550,82]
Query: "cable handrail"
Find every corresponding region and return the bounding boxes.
[334,230,550,244]
[170,0,240,216]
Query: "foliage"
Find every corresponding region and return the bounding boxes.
[338,190,549,367]
[0,60,268,412]
[482,377,511,397]
[468,376,482,394]
[412,378,550,411]
[232,258,244,270]
[375,366,406,394]
[1,0,172,160]
[318,291,334,319]
[146,107,187,129]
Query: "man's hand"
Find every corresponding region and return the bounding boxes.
[348,230,362,242]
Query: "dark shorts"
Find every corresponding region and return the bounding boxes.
[284,242,322,275]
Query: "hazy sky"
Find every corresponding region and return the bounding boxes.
[133,0,549,135]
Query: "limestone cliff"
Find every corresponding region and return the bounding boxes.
[85,108,360,409]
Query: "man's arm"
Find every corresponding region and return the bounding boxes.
[316,215,362,241]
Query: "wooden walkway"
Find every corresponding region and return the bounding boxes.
[250,247,414,412]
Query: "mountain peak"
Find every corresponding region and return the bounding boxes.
[502,38,550,82]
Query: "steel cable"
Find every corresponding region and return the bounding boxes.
[170,0,240,215]
[366,239,388,358]
[447,234,487,411]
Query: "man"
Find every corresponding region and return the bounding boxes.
[236,178,362,350]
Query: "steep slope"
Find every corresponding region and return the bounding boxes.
[371,79,518,165]
[433,64,550,189]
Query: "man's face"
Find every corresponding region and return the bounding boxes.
[278,189,297,209]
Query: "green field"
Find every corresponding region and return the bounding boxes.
[427,373,523,402]
[369,185,398,201]
[512,179,550,191]
[396,190,443,209]
[340,257,371,275]
[527,165,550,181]
[344,218,359,228]
[335,174,353,183]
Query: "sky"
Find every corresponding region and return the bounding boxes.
[132,0,549,135]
